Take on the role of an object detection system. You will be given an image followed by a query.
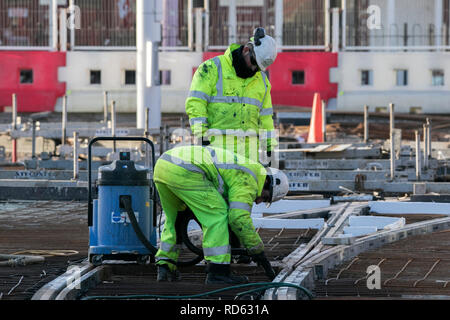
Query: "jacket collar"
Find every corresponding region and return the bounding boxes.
[224,43,241,70]
[225,44,261,81]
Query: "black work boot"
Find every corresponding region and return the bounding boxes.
[156,264,181,282]
[205,263,249,285]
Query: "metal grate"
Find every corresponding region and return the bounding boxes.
[0,0,50,48]
[282,0,325,46]
[74,0,136,47]
[315,229,450,298]
[344,0,450,49]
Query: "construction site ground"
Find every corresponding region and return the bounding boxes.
[0,110,449,308]
[0,199,448,302]
[0,200,317,300]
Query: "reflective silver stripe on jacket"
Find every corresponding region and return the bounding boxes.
[189,117,208,126]
[188,90,211,102]
[160,242,181,253]
[265,130,276,139]
[210,56,264,110]
[229,201,252,213]
[189,91,263,110]
[261,71,268,110]
[212,57,223,96]
[260,107,273,116]
[203,244,231,257]
[161,147,258,196]
[159,153,205,176]
[209,96,262,109]
[205,128,258,138]
[215,163,258,184]
[206,147,258,188]
[206,147,225,195]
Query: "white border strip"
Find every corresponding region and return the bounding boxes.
[0,46,52,51]
[369,201,450,215]
[253,218,324,229]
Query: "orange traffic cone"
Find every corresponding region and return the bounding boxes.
[307,93,324,143]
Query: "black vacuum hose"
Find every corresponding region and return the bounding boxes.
[121,196,203,267]
[121,196,158,256]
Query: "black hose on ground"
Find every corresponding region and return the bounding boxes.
[122,197,277,281]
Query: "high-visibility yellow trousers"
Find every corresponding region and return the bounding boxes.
[154,180,231,271]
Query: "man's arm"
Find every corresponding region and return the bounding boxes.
[224,170,264,255]
[259,76,278,154]
[224,169,276,280]
[185,59,218,143]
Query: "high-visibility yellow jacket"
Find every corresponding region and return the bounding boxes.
[154,145,267,254]
[186,44,277,161]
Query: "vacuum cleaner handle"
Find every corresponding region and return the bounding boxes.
[87,136,155,227]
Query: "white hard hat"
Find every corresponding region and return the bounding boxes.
[249,28,277,71]
[265,167,289,206]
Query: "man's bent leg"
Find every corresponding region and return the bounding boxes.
[154,182,186,272]
[175,186,231,265]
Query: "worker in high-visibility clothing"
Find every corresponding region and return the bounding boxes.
[154,145,289,284]
[186,28,278,165]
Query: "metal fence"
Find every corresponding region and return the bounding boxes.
[207,0,275,47]
[5,0,450,52]
[0,0,329,51]
[282,0,325,47]
[73,0,136,48]
[73,0,191,49]
[162,0,188,47]
[207,0,326,49]
[344,0,450,50]
[0,0,50,49]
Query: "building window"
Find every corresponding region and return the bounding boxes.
[125,70,136,85]
[90,70,101,84]
[410,107,422,114]
[396,69,408,86]
[375,106,388,113]
[292,70,305,85]
[432,69,444,86]
[160,70,171,85]
[361,70,373,86]
[20,69,33,84]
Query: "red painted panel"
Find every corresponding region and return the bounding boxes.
[203,51,338,108]
[0,51,66,112]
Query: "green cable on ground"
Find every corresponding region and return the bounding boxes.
[234,284,305,300]
[81,282,314,301]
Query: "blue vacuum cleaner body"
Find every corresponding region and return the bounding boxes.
[88,147,157,265]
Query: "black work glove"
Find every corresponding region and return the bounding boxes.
[202,139,210,146]
[251,251,276,281]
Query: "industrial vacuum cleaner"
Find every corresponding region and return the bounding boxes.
[86,136,275,280]
[87,137,158,265]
